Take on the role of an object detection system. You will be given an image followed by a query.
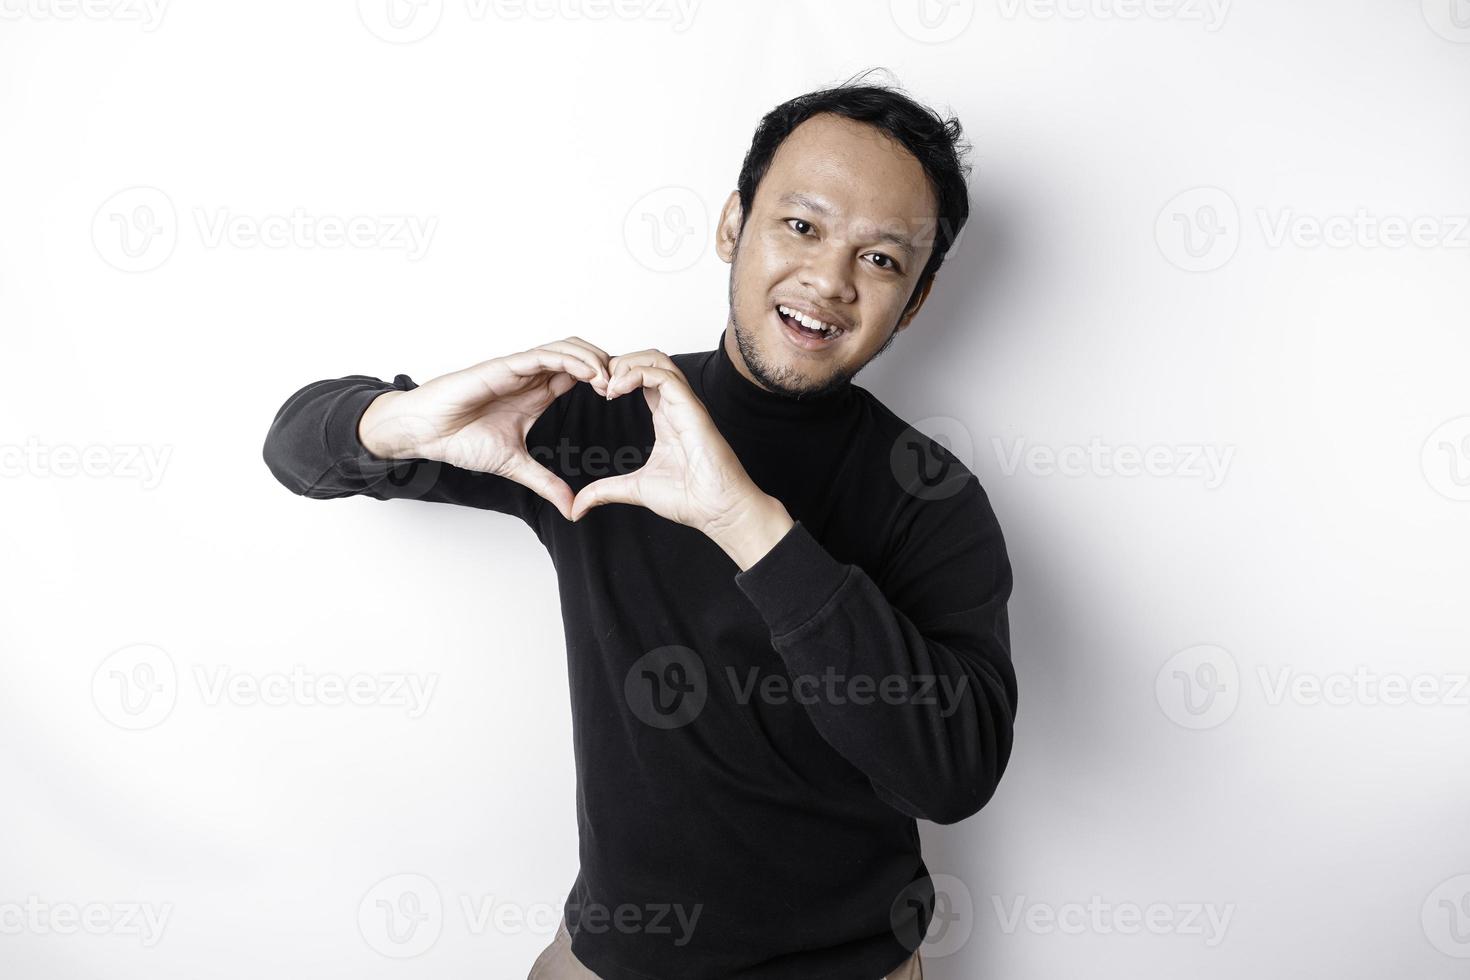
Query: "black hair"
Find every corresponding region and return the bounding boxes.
[735,68,973,318]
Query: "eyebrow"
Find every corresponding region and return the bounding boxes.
[775,192,917,258]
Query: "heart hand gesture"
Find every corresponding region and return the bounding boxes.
[568,350,773,544]
[357,336,613,521]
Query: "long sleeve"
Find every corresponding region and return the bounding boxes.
[732,479,1016,825]
[261,373,569,528]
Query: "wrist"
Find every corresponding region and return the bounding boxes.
[357,389,413,460]
[706,492,795,572]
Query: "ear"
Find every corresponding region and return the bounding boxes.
[894,275,935,335]
[715,190,742,264]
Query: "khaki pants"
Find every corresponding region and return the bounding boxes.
[527,917,924,979]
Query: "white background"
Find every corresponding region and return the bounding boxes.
[2,1,1468,977]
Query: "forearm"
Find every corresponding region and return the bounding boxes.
[262,375,404,498]
[262,371,571,526]
[729,485,1018,825]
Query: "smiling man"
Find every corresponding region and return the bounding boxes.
[263,72,1016,980]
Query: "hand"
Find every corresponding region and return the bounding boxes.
[357,336,612,521]
[569,350,792,564]
[568,350,748,531]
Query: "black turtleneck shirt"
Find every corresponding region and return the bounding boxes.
[262,330,1017,980]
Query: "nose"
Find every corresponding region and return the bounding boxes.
[798,242,857,304]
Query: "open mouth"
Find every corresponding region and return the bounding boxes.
[774,303,845,350]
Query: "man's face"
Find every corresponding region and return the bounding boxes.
[716,111,940,397]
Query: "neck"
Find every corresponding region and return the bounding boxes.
[696,326,857,435]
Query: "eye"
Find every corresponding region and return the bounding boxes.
[867,252,901,273]
[784,218,814,236]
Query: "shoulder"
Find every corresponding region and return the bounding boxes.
[854,387,995,513]
[670,348,710,379]
[854,387,1007,568]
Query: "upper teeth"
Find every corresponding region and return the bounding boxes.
[779,305,840,335]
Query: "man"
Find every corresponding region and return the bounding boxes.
[263,74,1016,980]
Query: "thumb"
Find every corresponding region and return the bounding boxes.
[570,474,641,522]
[502,453,575,522]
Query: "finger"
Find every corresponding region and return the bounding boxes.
[570,473,640,521]
[545,370,579,401]
[502,451,576,522]
[556,335,613,366]
[605,364,692,406]
[607,348,659,373]
[539,339,612,393]
[608,350,682,386]
[499,349,605,392]
[532,345,609,391]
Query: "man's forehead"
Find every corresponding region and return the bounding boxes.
[763,115,936,209]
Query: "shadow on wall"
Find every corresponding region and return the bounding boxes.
[874,184,1103,979]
